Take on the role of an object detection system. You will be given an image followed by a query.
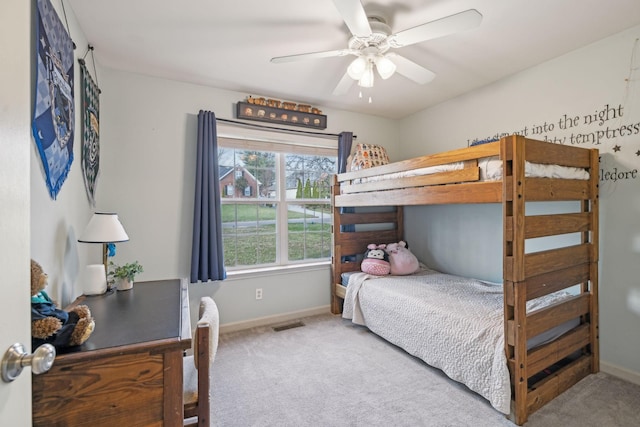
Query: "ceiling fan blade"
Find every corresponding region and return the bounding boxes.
[332,71,355,96]
[387,53,436,85]
[332,0,372,37]
[271,49,353,63]
[389,9,482,48]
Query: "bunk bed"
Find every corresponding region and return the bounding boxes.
[330,135,599,425]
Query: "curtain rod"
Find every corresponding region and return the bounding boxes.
[216,117,356,140]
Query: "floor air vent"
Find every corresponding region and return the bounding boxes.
[272,321,305,332]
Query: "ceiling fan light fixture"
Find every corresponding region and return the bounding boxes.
[375,55,396,79]
[347,56,368,80]
[358,62,375,88]
[273,3,477,98]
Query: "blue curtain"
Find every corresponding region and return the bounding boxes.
[190,110,226,283]
[338,131,353,174]
[338,132,355,233]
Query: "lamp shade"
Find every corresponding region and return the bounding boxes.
[78,212,129,243]
[358,62,375,88]
[375,55,397,80]
[347,56,367,80]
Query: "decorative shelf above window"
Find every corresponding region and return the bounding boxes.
[236,101,327,130]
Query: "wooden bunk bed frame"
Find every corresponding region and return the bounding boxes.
[330,135,599,425]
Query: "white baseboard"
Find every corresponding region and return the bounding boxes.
[600,361,640,386]
[219,305,331,334]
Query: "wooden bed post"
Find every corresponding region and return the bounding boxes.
[331,174,342,314]
[502,135,528,425]
[586,149,600,372]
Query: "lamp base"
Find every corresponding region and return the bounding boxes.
[82,264,108,295]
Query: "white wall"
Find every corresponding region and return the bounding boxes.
[400,25,640,379]
[97,68,399,326]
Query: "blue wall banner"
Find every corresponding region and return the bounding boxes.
[80,61,100,206]
[32,0,75,200]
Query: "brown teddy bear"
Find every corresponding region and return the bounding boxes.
[31,259,95,349]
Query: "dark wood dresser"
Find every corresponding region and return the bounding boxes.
[32,279,191,427]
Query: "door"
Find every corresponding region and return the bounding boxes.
[0,1,33,425]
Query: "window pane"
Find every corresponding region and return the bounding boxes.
[222,203,277,267]
[285,154,334,200]
[287,203,332,261]
[243,150,276,199]
[219,148,276,199]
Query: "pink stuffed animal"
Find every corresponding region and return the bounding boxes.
[385,241,419,275]
[361,244,391,276]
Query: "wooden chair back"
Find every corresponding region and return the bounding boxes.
[184,297,219,426]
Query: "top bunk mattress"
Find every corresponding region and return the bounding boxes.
[353,156,589,185]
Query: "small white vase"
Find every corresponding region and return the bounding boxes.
[116,277,134,291]
[82,264,107,295]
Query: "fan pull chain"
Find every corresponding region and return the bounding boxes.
[358,90,373,103]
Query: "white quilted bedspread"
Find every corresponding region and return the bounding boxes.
[342,268,571,415]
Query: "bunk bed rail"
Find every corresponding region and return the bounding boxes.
[335,137,595,208]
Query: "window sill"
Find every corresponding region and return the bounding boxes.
[225,261,330,281]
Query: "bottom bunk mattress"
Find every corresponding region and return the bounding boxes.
[342,267,575,415]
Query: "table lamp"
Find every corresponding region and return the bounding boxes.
[78,212,129,294]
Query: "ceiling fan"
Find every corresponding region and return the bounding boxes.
[270,0,482,95]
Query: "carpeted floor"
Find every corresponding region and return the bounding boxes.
[210,313,640,426]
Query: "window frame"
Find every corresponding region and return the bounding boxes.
[217,127,337,272]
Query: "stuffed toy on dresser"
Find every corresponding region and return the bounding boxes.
[31,259,95,349]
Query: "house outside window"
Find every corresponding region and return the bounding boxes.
[218,135,336,270]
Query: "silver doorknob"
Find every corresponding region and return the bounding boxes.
[1,343,56,382]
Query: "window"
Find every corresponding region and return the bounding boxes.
[218,135,336,270]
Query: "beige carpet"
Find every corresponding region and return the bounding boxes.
[210,313,640,426]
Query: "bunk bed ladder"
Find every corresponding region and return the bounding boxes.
[502,136,600,425]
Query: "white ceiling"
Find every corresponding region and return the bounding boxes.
[67,0,640,120]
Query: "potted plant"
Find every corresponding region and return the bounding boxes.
[108,261,143,291]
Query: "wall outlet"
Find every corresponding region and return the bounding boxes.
[255,288,263,300]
